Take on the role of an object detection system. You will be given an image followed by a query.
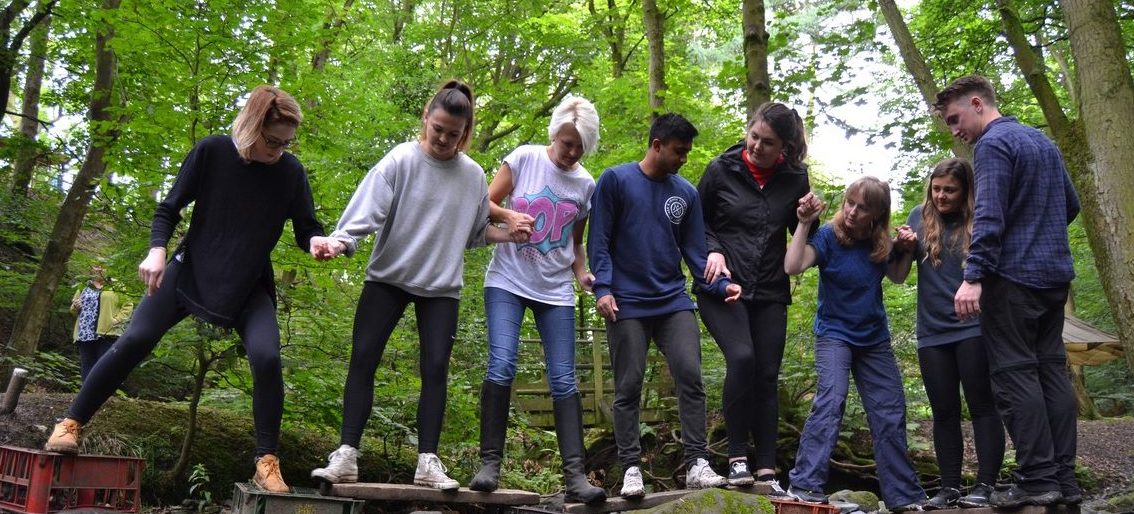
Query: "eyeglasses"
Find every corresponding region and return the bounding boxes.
[261,132,296,149]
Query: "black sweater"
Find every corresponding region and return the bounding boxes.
[151,135,324,327]
[697,142,813,304]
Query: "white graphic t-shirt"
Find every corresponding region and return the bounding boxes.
[484,145,596,306]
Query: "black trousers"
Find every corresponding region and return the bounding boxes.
[918,337,1005,487]
[339,281,459,453]
[980,275,1077,493]
[68,259,285,457]
[698,295,787,469]
[77,336,117,384]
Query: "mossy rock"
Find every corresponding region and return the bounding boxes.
[830,489,880,511]
[87,398,413,503]
[643,489,775,514]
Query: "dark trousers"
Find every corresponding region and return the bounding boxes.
[789,338,925,508]
[606,310,709,469]
[698,294,787,468]
[918,337,1005,486]
[68,260,285,456]
[339,281,459,453]
[980,275,1078,493]
[77,336,117,384]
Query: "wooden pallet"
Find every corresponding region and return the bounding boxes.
[319,482,540,506]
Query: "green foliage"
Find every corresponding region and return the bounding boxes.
[187,463,213,512]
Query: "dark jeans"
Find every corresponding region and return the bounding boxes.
[339,281,459,453]
[698,294,787,468]
[980,275,1078,493]
[77,336,117,384]
[918,337,1005,487]
[68,259,285,457]
[606,310,709,469]
[789,338,925,508]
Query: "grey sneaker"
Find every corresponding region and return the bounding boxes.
[727,460,754,486]
[788,485,829,504]
[686,458,727,489]
[413,453,459,490]
[311,444,360,484]
[620,466,646,497]
[757,475,790,497]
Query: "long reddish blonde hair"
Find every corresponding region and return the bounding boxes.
[833,176,892,263]
[232,85,302,161]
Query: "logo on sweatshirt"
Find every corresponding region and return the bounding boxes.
[664,196,687,224]
[513,186,581,255]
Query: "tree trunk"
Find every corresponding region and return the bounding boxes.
[5,0,121,357]
[741,0,770,118]
[312,0,354,70]
[876,0,971,160]
[642,0,665,116]
[588,0,628,78]
[0,0,55,113]
[10,11,49,197]
[1060,0,1134,375]
[166,340,210,482]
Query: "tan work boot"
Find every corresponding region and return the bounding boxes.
[253,454,289,493]
[44,418,82,454]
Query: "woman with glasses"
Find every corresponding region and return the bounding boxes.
[45,85,327,494]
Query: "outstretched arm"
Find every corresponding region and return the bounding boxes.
[784,192,824,275]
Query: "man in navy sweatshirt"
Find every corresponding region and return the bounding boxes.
[588,113,742,497]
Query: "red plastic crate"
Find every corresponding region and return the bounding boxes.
[0,445,143,514]
[770,497,842,514]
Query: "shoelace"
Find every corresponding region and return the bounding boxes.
[57,422,80,436]
[259,458,283,479]
[426,455,449,474]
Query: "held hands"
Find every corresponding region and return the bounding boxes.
[724,283,742,303]
[309,236,346,260]
[597,294,619,322]
[576,271,596,293]
[502,209,535,242]
[796,192,826,224]
[138,247,167,296]
[954,281,982,321]
[893,224,917,253]
[704,252,731,283]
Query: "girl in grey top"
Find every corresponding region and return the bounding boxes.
[310,80,521,490]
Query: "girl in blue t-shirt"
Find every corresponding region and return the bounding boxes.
[782,176,926,512]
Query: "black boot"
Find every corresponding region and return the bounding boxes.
[470,381,511,492]
[554,394,607,504]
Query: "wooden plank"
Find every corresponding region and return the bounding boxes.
[319,483,540,506]
[564,489,693,514]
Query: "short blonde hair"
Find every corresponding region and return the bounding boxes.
[548,96,600,154]
[231,85,302,161]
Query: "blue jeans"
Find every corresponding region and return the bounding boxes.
[789,338,925,508]
[484,287,578,399]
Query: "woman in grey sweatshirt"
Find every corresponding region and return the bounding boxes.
[309,80,521,489]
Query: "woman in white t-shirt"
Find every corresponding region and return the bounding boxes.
[469,97,606,504]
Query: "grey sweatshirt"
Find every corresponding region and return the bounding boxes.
[331,141,490,298]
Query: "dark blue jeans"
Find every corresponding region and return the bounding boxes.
[484,287,578,399]
[789,338,925,508]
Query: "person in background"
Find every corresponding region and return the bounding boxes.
[46,85,327,494]
[309,80,523,491]
[468,97,605,504]
[891,158,1005,509]
[588,113,741,498]
[936,74,1081,508]
[697,102,814,493]
[783,176,927,513]
[71,264,133,383]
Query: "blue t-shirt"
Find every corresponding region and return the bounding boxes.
[587,162,730,319]
[810,223,890,345]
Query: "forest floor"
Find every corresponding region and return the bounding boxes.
[3,393,1133,507]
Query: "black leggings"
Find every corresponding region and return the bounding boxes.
[698,295,787,468]
[339,281,459,453]
[68,260,285,456]
[918,337,1005,487]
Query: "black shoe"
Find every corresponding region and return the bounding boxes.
[990,485,1061,508]
[727,460,754,486]
[1059,485,1083,506]
[788,486,829,504]
[469,381,511,492]
[553,394,606,504]
[957,483,993,508]
[923,487,960,510]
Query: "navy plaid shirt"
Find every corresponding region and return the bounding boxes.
[964,116,1080,288]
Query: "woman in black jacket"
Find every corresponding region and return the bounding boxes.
[697,102,814,492]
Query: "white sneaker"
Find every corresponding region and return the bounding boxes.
[414,453,459,490]
[686,458,727,489]
[311,444,360,484]
[759,476,790,497]
[620,466,646,497]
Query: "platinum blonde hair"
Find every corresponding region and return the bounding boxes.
[547,96,600,154]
